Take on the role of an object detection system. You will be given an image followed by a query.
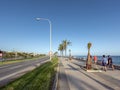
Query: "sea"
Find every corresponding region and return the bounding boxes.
[74,55,120,66]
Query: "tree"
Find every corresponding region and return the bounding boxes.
[54,52,58,56]
[58,44,64,57]
[69,49,71,56]
[62,40,71,57]
[69,49,72,60]
[86,42,92,70]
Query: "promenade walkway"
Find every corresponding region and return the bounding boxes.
[57,57,120,90]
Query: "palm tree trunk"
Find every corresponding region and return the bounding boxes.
[65,48,66,57]
[86,49,92,70]
[62,51,63,57]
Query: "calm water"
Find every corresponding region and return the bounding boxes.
[74,56,120,65]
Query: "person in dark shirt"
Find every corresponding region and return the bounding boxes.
[107,55,114,70]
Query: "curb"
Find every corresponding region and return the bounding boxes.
[52,58,59,90]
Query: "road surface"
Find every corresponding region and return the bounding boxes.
[0,57,50,86]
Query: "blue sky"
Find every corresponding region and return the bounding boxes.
[0,0,120,55]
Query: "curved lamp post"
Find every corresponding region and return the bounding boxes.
[36,18,52,61]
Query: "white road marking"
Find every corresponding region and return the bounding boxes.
[9,65,23,69]
[0,66,35,81]
[0,59,50,82]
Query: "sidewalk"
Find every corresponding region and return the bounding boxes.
[57,58,120,90]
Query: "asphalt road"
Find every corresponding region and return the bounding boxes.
[0,57,50,86]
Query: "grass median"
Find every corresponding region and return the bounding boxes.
[0,56,58,90]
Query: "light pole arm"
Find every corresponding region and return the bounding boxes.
[36,18,52,61]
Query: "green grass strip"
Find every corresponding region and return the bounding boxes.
[0,56,58,90]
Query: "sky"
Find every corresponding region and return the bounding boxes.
[0,0,120,56]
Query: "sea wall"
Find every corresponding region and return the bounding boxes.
[73,57,120,70]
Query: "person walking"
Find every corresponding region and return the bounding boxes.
[107,55,114,70]
[102,55,108,71]
[93,55,98,64]
[93,55,98,69]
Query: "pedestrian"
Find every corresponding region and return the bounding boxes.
[93,55,98,64]
[107,55,114,70]
[93,55,98,69]
[101,55,108,71]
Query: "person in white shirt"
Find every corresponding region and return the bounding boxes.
[102,55,108,71]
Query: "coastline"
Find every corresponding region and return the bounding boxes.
[73,57,120,70]
[73,56,120,65]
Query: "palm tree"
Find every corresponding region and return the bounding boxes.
[86,42,92,70]
[69,49,72,60]
[69,49,71,56]
[54,52,58,56]
[58,44,64,57]
[62,40,71,57]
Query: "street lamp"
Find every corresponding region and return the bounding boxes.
[36,18,52,61]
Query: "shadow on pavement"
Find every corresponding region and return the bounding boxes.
[68,64,115,90]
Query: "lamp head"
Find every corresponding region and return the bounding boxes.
[36,18,41,21]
